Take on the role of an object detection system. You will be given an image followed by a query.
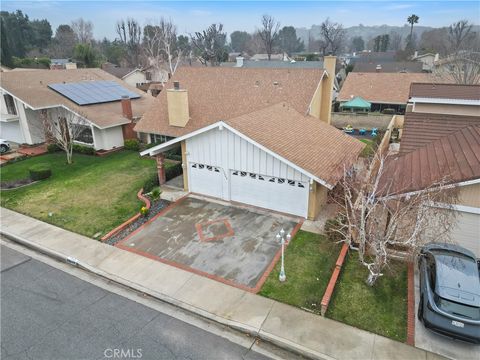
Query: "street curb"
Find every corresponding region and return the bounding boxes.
[1,229,325,360]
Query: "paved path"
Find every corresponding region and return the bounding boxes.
[0,208,446,360]
[1,245,275,360]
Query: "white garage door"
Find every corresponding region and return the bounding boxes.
[451,211,480,257]
[230,170,309,217]
[0,121,24,144]
[189,163,223,199]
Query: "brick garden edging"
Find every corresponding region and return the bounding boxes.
[407,262,415,346]
[100,188,151,242]
[320,243,349,316]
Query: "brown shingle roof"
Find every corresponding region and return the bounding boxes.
[337,72,434,104]
[134,67,325,136]
[409,83,480,100]
[0,68,154,128]
[399,112,480,154]
[381,125,480,194]
[225,102,365,186]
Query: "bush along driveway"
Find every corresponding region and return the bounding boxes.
[0,151,158,238]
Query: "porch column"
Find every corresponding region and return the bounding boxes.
[156,153,166,185]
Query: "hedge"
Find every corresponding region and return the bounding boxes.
[72,144,95,155]
[166,163,183,181]
[143,173,159,193]
[124,139,140,151]
[29,163,52,181]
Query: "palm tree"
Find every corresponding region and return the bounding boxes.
[407,14,419,39]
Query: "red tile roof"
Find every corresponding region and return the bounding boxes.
[410,83,480,100]
[381,125,480,194]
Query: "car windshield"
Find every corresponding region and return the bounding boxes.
[436,296,480,320]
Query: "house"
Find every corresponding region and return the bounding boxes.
[250,53,287,61]
[137,56,365,219]
[352,61,424,73]
[50,58,77,70]
[381,83,480,256]
[337,72,434,113]
[102,63,169,89]
[0,68,153,151]
[412,51,439,72]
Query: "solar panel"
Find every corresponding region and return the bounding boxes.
[48,80,141,106]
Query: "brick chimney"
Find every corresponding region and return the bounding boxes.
[167,81,189,127]
[121,95,133,120]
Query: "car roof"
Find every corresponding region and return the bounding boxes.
[433,251,480,307]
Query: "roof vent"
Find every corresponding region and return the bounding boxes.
[173,81,180,90]
[273,81,279,86]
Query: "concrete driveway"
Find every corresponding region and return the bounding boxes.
[414,270,479,360]
[116,196,300,291]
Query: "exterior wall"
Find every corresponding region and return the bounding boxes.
[166,89,189,127]
[457,183,480,208]
[309,82,322,119]
[181,140,188,191]
[123,71,147,88]
[307,181,328,220]
[331,112,393,130]
[92,126,124,150]
[413,102,479,117]
[24,108,45,143]
[186,127,310,183]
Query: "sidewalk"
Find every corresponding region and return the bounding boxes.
[0,208,445,360]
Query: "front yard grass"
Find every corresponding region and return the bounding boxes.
[1,151,158,238]
[326,252,408,342]
[259,230,340,314]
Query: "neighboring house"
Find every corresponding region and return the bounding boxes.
[349,51,397,65]
[250,53,287,61]
[138,56,365,219]
[102,63,168,89]
[412,51,439,72]
[50,58,77,70]
[337,72,434,113]
[0,68,153,150]
[381,83,480,256]
[352,61,424,73]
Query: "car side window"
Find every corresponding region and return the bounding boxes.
[425,253,436,288]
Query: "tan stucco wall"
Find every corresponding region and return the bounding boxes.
[167,89,189,127]
[308,181,328,220]
[310,82,322,119]
[413,103,478,117]
[181,140,188,191]
[457,183,480,208]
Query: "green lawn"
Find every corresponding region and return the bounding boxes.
[360,139,375,158]
[259,230,340,313]
[1,151,157,238]
[326,252,408,342]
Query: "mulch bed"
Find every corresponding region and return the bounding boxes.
[105,197,171,246]
[0,178,36,190]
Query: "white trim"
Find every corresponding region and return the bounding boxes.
[140,121,334,189]
[121,68,144,80]
[410,97,480,106]
[382,178,480,200]
[432,202,480,215]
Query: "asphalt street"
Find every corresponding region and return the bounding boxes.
[0,245,281,360]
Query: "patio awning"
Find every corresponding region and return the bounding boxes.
[340,96,371,110]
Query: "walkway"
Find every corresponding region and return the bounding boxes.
[0,208,444,360]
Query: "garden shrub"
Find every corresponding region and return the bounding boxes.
[165,153,182,162]
[124,139,140,151]
[72,144,95,155]
[140,206,149,216]
[143,173,159,193]
[47,143,61,153]
[29,163,52,181]
[165,163,183,181]
[151,188,161,200]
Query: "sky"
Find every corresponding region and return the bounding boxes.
[1,1,479,40]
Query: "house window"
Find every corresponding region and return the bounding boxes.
[73,124,93,144]
[150,134,173,144]
[3,94,17,115]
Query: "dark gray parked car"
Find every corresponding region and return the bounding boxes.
[418,243,480,344]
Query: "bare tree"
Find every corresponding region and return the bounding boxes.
[332,153,458,285]
[191,24,227,66]
[116,18,143,66]
[319,18,345,55]
[143,18,182,76]
[258,14,280,60]
[41,107,90,164]
[448,20,474,51]
[71,18,93,44]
